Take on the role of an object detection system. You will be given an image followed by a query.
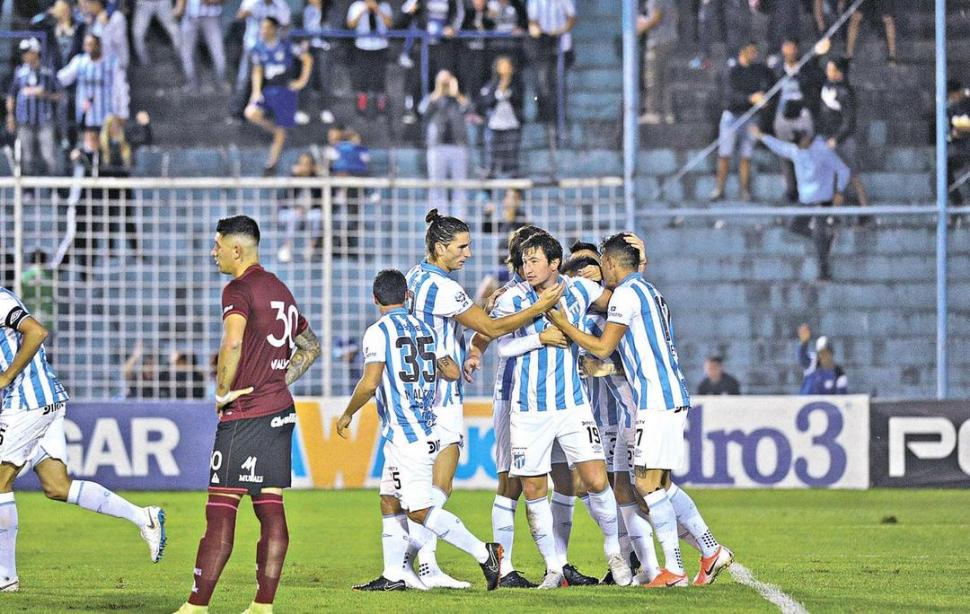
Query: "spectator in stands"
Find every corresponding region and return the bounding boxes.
[460,0,496,110]
[244,17,313,175]
[692,0,751,71]
[753,0,802,63]
[845,0,897,65]
[697,355,741,395]
[399,0,464,124]
[277,151,323,263]
[48,0,85,70]
[771,36,824,202]
[946,79,970,206]
[712,41,772,201]
[20,249,55,328]
[796,323,847,394]
[489,0,528,79]
[132,0,181,67]
[347,0,393,115]
[482,187,525,233]
[480,54,523,177]
[6,38,60,176]
[174,0,228,91]
[751,124,850,281]
[98,114,132,176]
[124,343,160,398]
[235,0,292,97]
[527,0,575,135]
[421,70,470,217]
[58,33,129,154]
[327,126,370,254]
[817,57,870,215]
[83,0,130,70]
[637,0,677,125]
[300,0,338,125]
[164,351,207,399]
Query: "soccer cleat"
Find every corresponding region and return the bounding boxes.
[479,542,503,591]
[240,602,273,614]
[400,553,428,590]
[499,570,537,588]
[536,570,566,590]
[607,553,633,587]
[171,604,208,614]
[643,568,689,589]
[140,506,166,563]
[633,570,654,585]
[600,569,615,585]
[0,578,19,592]
[562,563,598,586]
[352,575,407,591]
[418,563,471,589]
[693,545,734,586]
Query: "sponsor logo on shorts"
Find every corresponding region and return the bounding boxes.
[271,413,297,428]
[238,474,264,483]
[512,447,527,470]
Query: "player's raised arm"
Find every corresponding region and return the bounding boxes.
[286,325,321,385]
[547,307,626,360]
[0,314,48,389]
[336,361,384,438]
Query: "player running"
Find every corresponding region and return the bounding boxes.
[175,216,321,614]
[547,233,734,587]
[337,270,503,592]
[491,233,632,589]
[404,209,563,589]
[0,287,165,593]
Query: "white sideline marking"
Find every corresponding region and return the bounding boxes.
[729,563,809,614]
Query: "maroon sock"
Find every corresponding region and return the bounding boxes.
[187,491,241,606]
[253,493,289,604]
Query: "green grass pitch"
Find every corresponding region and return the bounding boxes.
[4,489,968,613]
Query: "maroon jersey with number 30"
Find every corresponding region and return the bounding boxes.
[220,264,308,422]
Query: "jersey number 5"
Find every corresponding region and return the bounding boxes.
[395,335,436,384]
[267,301,300,350]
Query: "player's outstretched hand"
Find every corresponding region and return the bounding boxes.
[215,386,254,412]
[535,282,565,311]
[336,413,353,439]
[539,327,568,348]
[463,355,482,383]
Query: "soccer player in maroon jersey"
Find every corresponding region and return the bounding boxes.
[175,216,320,614]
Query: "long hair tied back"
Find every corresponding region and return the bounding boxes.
[425,208,470,257]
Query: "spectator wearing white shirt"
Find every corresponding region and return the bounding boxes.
[347,0,393,114]
[174,0,228,89]
[526,0,575,126]
[83,0,130,70]
[132,0,181,67]
[234,0,292,95]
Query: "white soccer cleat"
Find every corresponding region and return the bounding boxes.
[418,563,471,589]
[0,577,19,592]
[140,506,167,563]
[536,570,565,590]
[400,565,429,591]
[607,553,633,587]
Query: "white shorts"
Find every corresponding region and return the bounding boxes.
[0,403,67,469]
[612,423,635,474]
[634,408,688,471]
[378,436,440,512]
[509,404,605,477]
[493,399,512,474]
[433,404,464,448]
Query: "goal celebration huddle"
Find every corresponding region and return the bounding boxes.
[0,210,732,613]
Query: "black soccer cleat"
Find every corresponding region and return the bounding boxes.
[630,552,641,575]
[562,563,598,586]
[480,542,504,590]
[499,570,537,589]
[600,569,615,585]
[352,575,407,591]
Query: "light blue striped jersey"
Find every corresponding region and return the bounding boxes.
[494,276,603,412]
[406,262,474,408]
[491,274,523,403]
[607,273,691,412]
[0,288,69,411]
[361,307,438,444]
[582,314,632,428]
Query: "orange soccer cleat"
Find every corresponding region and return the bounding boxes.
[643,568,689,588]
[693,546,734,586]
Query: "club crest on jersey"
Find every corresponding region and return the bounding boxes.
[512,447,527,470]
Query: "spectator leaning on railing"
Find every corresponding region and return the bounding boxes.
[6,38,60,176]
[796,324,847,395]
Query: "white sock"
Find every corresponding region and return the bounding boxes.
[381,513,410,581]
[678,522,702,553]
[67,481,147,527]
[667,484,718,557]
[424,507,489,563]
[525,497,563,573]
[0,493,17,581]
[549,491,575,562]
[492,495,518,576]
[644,489,684,575]
[417,487,448,568]
[616,504,633,563]
[619,503,661,581]
[586,487,621,557]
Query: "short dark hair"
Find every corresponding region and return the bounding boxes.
[216,215,260,244]
[706,354,724,364]
[829,56,850,76]
[569,240,599,256]
[264,16,281,28]
[561,255,600,277]
[948,79,963,95]
[507,225,547,270]
[600,232,640,269]
[373,269,408,306]
[424,209,470,256]
[782,36,800,47]
[520,233,563,270]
